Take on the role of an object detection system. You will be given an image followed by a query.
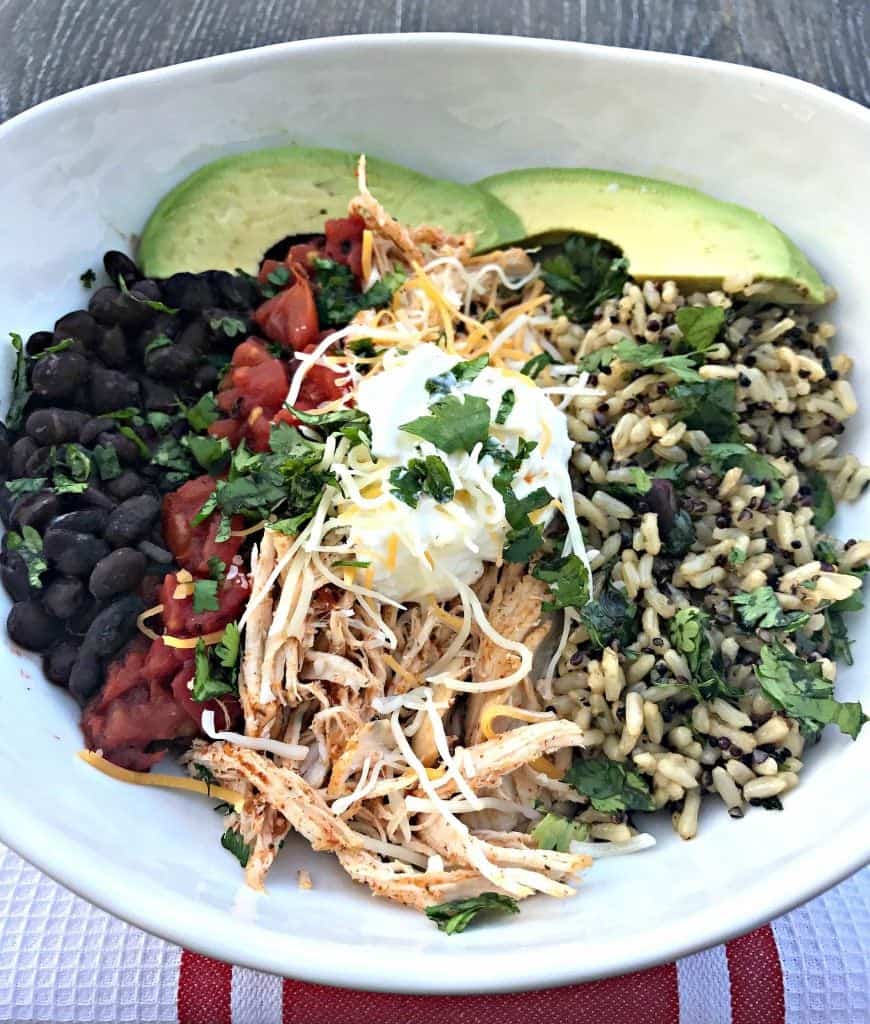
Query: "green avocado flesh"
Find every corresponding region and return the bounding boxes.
[138,146,523,276]
[477,167,829,304]
[139,148,828,305]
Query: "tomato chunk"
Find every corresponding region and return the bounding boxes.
[160,568,249,637]
[211,338,289,451]
[324,215,365,279]
[162,476,244,576]
[253,266,319,350]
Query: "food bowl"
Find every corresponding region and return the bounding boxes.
[0,34,867,993]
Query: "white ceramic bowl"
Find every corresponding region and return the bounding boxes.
[0,34,868,994]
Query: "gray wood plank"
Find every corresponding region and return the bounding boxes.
[0,0,866,123]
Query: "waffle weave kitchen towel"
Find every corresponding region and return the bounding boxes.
[1,844,867,1024]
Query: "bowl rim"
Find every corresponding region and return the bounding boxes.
[0,32,868,994]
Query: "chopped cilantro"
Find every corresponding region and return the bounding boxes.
[185,393,220,431]
[332,559,372,569]
[192,638,236,702]
[192,578,220,613]
[215,622,241,669]
[540,235,629,323]
[185,433,231,472]
[495,388,516,425]
[662,508,696,557]
[706,442,781,489]
[6,333,29,431]
[34,339,74,358]
[92,444,122,481]
[221,828,251,868]
[425,893,519,934]
[675,305,725,352]
[671,379,738,441]
[577,347,616,373]
[520,352,553,379]
[287,405,371,446]
[579,585,638,649]
[118,424,151,459]
[400,394,491,454]
[144,334,173,356]
[80,268,96,289]
[207,557,226,581]
[209,315,247,338]
[755,642,867,740]
[731,586,810,633]
[6,525,47,588]
[425,355,489,396]
[389,455,455,507]
[3,477,46,498]
[532,554,590,612]
[312,258,405,326]
[612,339,702,383]
[348,338,382,359]
[806,470,835,528]
[669,608,741,702]
[728,546,748,567]
[564,758,655,813]
[531,812,589,851]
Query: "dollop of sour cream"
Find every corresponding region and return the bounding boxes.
[335,343,573,603]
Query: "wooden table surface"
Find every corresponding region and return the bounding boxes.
[0,0,867,121]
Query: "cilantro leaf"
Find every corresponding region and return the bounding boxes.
[192,637,237,702]
[706,442,781,488]
[209,315,247,338]
[531,812,589,851]
[577,347,616,373]
[425,893,519,935]
[806,470,835,528]
[348,338,382,359]
[312,258,405,326]
[400,394,491,454]
[520,352,553,379]
[425,355,489,396]
[532,554,590,612]
[185,433,231,472]
[564,758,655,813]
[221,828,251,868]
[208,557,226,581]
[90,444,120,482]
[5,333,29,430]
[80,268,96,289]
[612,340,702,383]
[579,585,638,649]
[185,393,220,431]
[389,455,455,507]
[495,388,516,426]
[215,622,241,669]
[672,379,738,441]
[669,607,741,702]
[675,306,725,352]
[755,642,867,740]
[287,405,371,445]
[6,525,47,588]
[731,586,810,633]
[540,235,629,323]
[192,579,220,613]
[3,477,46,498]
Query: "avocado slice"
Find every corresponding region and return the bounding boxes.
[477,168,829,304]
[138,146,523,277]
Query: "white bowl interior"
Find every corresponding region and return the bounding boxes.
[0,35,867,992]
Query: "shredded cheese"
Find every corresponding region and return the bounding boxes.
[361,228,373,282]
[77,750,244,809]
[162,629,226,649]
[136,604,164,641]
[480,704,556,740]
[382,653,420,686]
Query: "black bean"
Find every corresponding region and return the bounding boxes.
[7,599,59,652]
[80,593,144,657]
[104,494,160,547]
[90,366,140,413]
[43,529,109,576]
[74,486,117,512]
[138,539,173,564]
[161,272,218,311]
[43,641,80,686]
[49,508,109,534]
[140,378,178,412]
[95,325,128,368]
[31,352,91,399]
[145,342,199,380]
[65,597,101,636]
[68,651,102,705]
[0,488,14,527]
[132,279,162,303]
[11,491,60,531]
[89,547,147,599]
[106,470,145,500]
[10,436,38,477]
[79,417,118,446]
[24,446,53,477]
[25,330,56,356]
[646,478,677,536]
[53,310,101,348]
[42,576,87,619]
[88,285,152,330]
[192,364,219,392]
[207,270,259,309]
[103,250,141,289]
[26,408,89,446]
[96,430,141,465]
[0,550,32,602]
[176,320,209,354]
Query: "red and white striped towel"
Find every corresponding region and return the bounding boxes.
[1,843,867,1024]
